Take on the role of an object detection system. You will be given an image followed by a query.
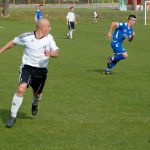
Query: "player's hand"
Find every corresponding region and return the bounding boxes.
[128,35,134,42]
[44,50,50,57]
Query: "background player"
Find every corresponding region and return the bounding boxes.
[93,10,99,24]
[35,4,43,23]
[66,7,77,39]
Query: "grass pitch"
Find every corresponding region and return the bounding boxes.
[0,8,150,150]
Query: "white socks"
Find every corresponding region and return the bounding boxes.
[67,30,73,39]
[11,94,23,117]
[10,94,42,117]
[69,30,73,39]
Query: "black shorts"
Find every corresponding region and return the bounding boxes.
[68,21,75,30]
[19,65,47,94]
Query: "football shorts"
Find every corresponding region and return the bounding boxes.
[111,41,126,54]
[19,65,47,94]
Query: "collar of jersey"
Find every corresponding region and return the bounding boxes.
[34,31,44,39]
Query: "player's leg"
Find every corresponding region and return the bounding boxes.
[103,58,120,74]
[96,17,98,24]
[94,17,96,24]
[107,56,120,69]
[69,22,75,39]
[6,65,31,128]
[111,52,128,61]
[10,83,28,117]
[31,79,46,116]
[31,68,47,116]
[66,21,71,38]
[103,43,127,74]
[69,29,73,39]
[31,92,42,116]
[110,42,128,61]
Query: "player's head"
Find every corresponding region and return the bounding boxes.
[128,14,136,20]
[36,18,51,36]
[70,7,74,11]
[128,15,136,26]
[39,4,43,11]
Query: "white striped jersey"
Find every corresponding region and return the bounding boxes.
[13,32,59,68]
[66,12,75,22]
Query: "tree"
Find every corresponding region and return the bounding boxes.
[2,0,9,17]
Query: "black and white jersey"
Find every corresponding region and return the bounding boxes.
[13,32,59,68]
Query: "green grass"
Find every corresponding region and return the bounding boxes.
[0,8,150,150]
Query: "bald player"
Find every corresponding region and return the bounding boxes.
[0,18,59,128]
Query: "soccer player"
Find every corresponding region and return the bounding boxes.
[93,10,99,24]
[66,6,77,39]
[103,14,136,74]
[0,18,59,128]
[35,4,43,23]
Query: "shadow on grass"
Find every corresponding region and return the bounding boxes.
[0,109,34,125]
[86,69,103,74]
[55,37,68,40]
[86,69,116,75]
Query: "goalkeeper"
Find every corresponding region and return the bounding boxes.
[103,14,136,74]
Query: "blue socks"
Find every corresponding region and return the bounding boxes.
[112,54,125,61]
[108,60,119,69]
[107,54,125,69]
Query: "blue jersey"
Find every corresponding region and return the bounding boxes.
[35,10,42,21]
[112,22,134,44]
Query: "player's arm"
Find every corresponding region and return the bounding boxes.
[44,36,59,58]
[74,13,77,24]
[0,40,15,54]
[44,49,59,58]
[107,22,118,40]
[66,13,69,24]
[74,18,77,24]
[66,18,69,25]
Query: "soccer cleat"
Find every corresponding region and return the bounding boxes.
[6,117,16,128]
[66,34,70,39]
[32,105,39,116]
[103,68,112,75]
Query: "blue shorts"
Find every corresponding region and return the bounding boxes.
[111,41,126,54]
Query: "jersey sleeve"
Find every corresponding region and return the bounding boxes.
[117,22,125,30]
[49,35,59,51]
[66,12,69,19]
[13,34,25,45]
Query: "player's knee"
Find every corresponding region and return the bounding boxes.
[16,84,27,96]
